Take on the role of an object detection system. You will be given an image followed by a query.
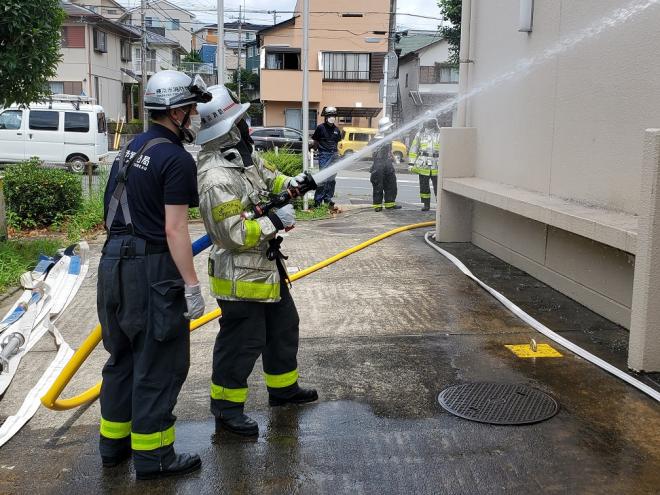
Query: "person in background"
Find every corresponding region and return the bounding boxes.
[312,106,342,212]
[370,116,402,212]
[408,118,440,211]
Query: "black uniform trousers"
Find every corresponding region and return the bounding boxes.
[211,282,300,417]
[419,174,438,207]
[371,162,398,207]
[97,236,190,472]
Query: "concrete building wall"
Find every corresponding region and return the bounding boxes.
[459,0,660,328]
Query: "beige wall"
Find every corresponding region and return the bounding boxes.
[124,0,193,52]
[460,0,660,327]
[261,0,389,127]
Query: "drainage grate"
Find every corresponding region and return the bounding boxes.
[438,383,559,425]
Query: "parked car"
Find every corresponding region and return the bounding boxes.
[0,95,109,172]
[250,126,307,153]
[338,127,408,163]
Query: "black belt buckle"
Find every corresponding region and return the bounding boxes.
[120,243,136,258]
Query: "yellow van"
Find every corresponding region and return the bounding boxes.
[338,127,408,163]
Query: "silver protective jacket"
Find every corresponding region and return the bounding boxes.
[408,129,440,176]
[198,147,293,302]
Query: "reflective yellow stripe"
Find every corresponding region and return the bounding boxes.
[272,174,287,194]
[408,153,418,160]
[243,219,261,248]
[430,169,439,176]
[384,202,396,208]
[372,204,382,209]
[264,369,299,388]
[236,280,280,300]
[210,382,249,403]
[210,276,232,296]
[100,418,131,439]
[411,167,432,176]
[420,193,432,199]
[131,425,175,451]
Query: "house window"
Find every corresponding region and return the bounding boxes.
[419,66,436,84]
[93,29,107,53]
[61,26,85,48]
[338,116,353,124]
[322,52,370,81]
[265,50,301,70]
[121,40,132,62]
[438,65,459,83]
[172,50,180,67]
[107,9,118,14]
[49,82,64,94]
[170,19,180,31]
[145,17,161,28]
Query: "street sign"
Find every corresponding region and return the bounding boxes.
[379,79,399,104]
[383,51,398,78]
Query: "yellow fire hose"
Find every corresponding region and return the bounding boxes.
[41,221,435,411]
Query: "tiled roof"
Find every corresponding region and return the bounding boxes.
[119,23,180,46]
[396,33,444,57]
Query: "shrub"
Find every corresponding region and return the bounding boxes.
[3,158,82,229]
[260,150,303,177]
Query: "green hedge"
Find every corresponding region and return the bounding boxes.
[260,150,303,177]
[3,159,82,229]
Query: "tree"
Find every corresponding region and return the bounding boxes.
[0,0,66,107]
[437,0,461,65]
[182,49,203,64]
[226,69,260,102]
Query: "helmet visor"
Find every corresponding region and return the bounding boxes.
[190,75,213,103]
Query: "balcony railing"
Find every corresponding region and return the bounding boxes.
[323,70,371,81]
[178,62,215,75]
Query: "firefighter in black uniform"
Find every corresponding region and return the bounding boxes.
[370,117,402,211]
[312,106,342,211]
[97,70,211,480]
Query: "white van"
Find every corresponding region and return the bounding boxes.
[0,95,109,172]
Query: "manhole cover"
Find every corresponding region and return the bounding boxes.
[438,383,559,425]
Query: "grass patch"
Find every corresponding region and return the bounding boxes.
[188,207,201,220]
[295,202,331,221]
[0,238,62,294]
[62,169,108,242]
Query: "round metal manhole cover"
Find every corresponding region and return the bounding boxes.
[438,383,559,425]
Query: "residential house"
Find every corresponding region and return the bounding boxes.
[118,24,187,120]
[259,0,390,130]
[436,0,660,371]
[193,22,268,82]
[120,0,194,53]
[53,1,134,120]
[395,32,458,129]
[69,0,126,20]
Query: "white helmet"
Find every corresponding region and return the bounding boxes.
[196,85,250,145]
[144,70,212,110]
[378,116,394,133]
[324,106,338,117]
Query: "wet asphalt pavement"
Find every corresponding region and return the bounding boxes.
[0,207,659,494]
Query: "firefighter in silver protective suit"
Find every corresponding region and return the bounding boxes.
[196,86,318,438]
[409,118,441,211]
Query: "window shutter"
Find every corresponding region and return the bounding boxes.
[61,26,85,49]
[370,53,385,82]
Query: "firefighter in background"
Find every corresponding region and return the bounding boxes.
[196,86,318,438]
[312,106,341,212]
[370,116,401,211]
[409,118,440,211]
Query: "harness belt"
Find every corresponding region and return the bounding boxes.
[105,137,172,235]
[102,236,169,258]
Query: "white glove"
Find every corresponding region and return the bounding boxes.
[408,165,414,172]
[184,283,205,320]
[289,173,307,188]
[274,204,296,229]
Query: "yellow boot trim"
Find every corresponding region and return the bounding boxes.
[264,369,299,388]
[131,425,175,451]
[100,418,131,440]
[210,383,249,403]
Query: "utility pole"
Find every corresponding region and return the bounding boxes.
[217,0,225,85]
[301,0,310,210]
[237,4,242,100]
[141,0,148,131]
[383,0,397,119]
[268,10,278,25]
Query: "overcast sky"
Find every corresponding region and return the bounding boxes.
[118,0,443,31]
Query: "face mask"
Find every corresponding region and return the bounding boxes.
[327,117,336,125]
[189,115,202,137]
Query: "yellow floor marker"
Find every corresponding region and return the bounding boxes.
[505,343,563,358]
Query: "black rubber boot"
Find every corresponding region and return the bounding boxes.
[385,204,402,210]
[215,413,259,437]
[421,200,430,211]
[269,387,319,407]
[135,453,201,481]
[101,449,131,468]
